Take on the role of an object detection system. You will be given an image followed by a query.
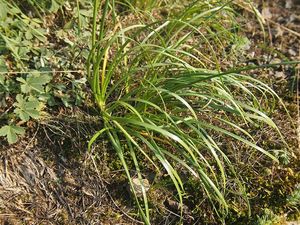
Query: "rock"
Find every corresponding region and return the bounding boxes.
[288,49,297,56]
[275,71,286,78]
[130,177,150,197]
[285,0,293,9]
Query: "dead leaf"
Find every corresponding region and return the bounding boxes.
[275,26,284,37]
[164,198,194,223]
[262,7,272,20]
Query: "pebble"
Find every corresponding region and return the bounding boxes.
[274,71,285,78]
[288,49,297,56]
[285,0,293,9]
[130,177,150,197]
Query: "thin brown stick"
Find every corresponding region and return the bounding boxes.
[268,20,300,38]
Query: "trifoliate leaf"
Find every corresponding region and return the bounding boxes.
[50,0,60,13]
[17,73,52,93]
[25,30,33,40]
[0,125,25,144]
[13,94,40,121]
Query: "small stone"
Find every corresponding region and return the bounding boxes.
[274,71,285,78]
[130,178,150,197]
[285,0,292,9]
[288,48,297,56]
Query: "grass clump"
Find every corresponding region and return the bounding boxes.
[85,0,293,224]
